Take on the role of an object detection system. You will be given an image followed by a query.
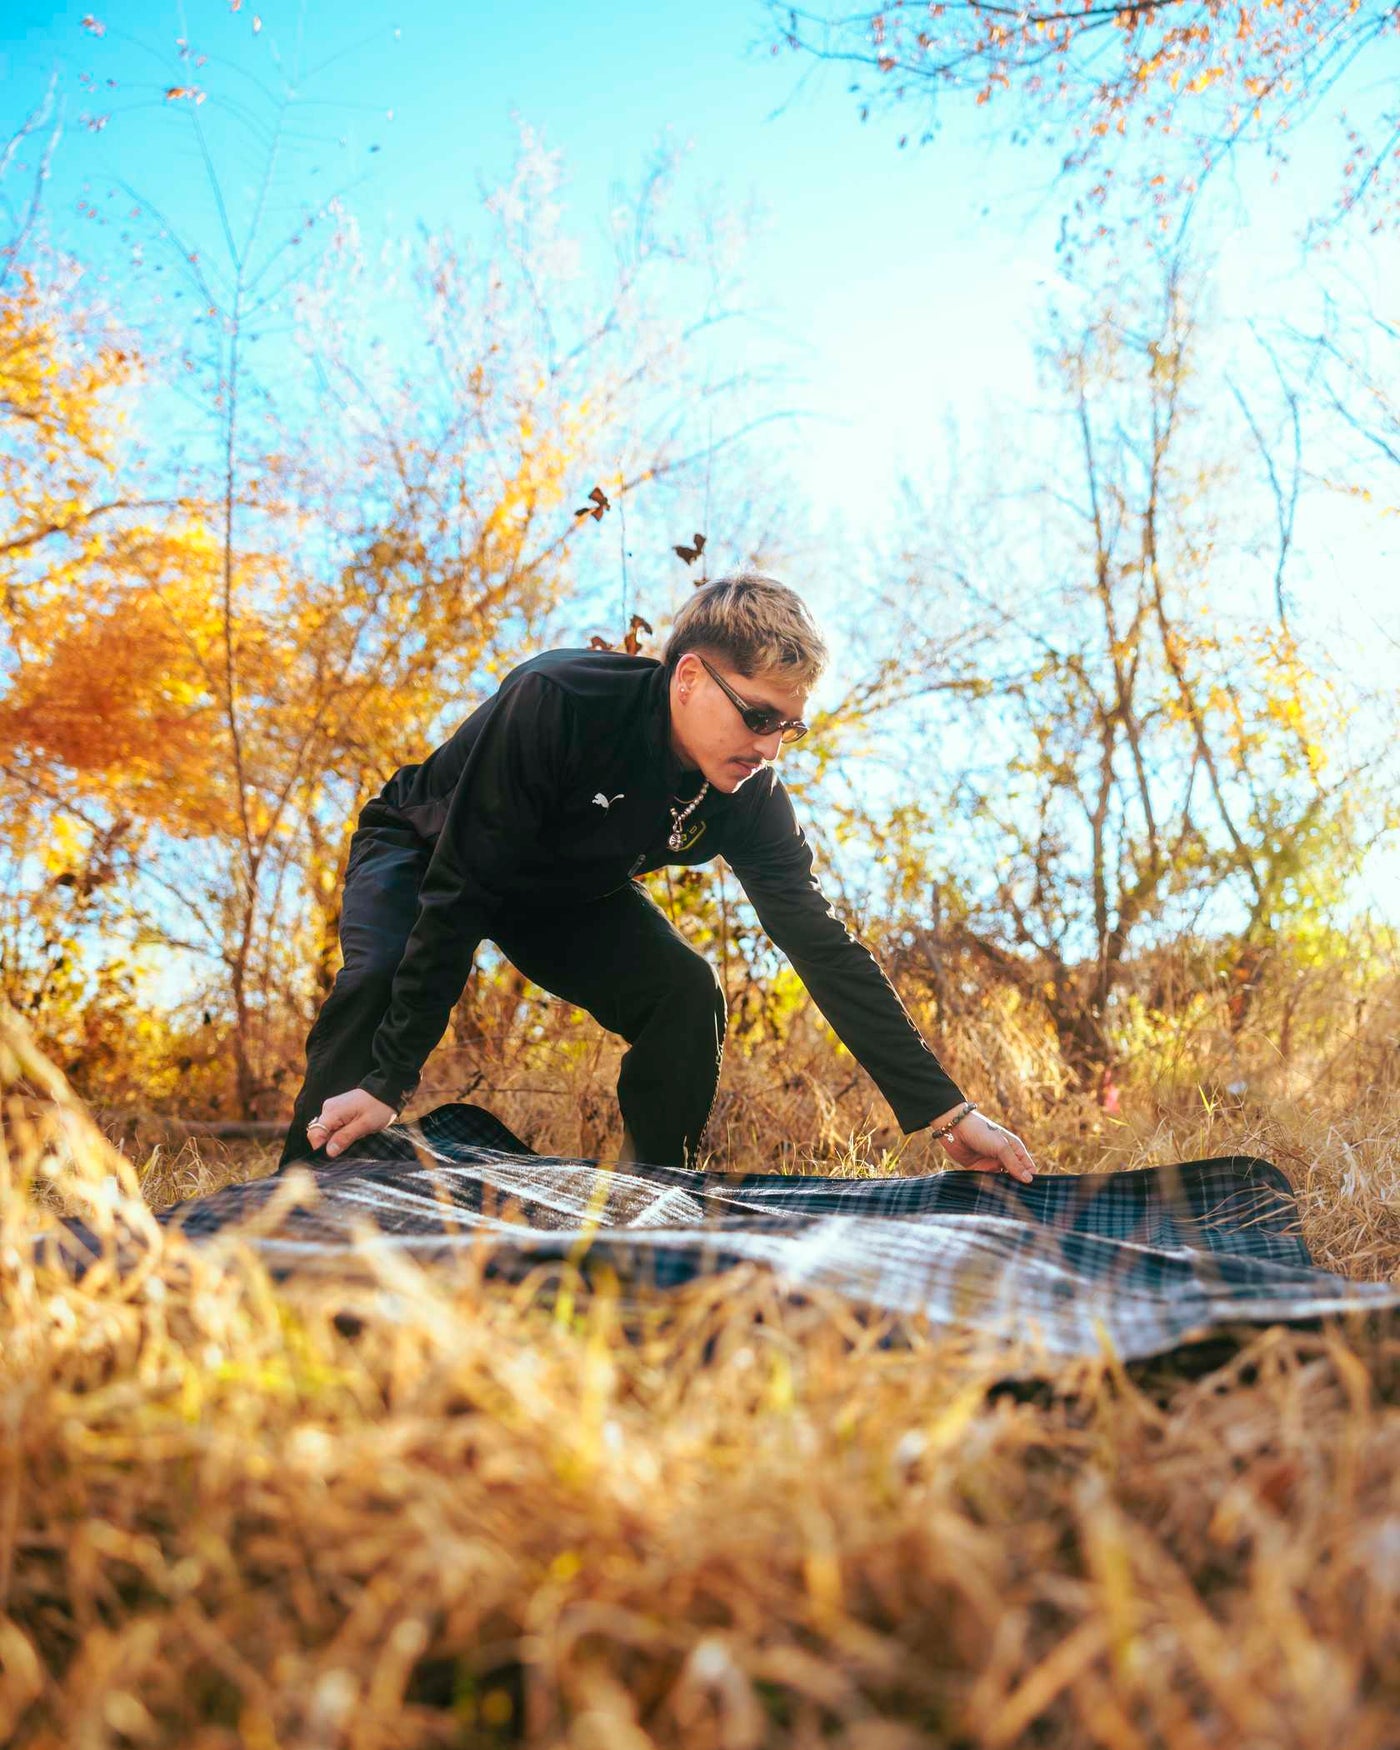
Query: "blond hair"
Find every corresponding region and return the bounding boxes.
[663,574,828,689]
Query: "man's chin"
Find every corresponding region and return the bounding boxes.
[712,761,761,793]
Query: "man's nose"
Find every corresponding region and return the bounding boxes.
[754,729,784,762]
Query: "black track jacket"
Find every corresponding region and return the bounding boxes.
[355,648,965,1129]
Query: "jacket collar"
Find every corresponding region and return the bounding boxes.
[645,660,702,795]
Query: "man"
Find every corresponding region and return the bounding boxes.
[281,575,1036,1182]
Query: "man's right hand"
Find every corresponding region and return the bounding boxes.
[305,1089,398,1160]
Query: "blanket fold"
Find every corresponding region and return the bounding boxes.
[48,1103,1400,1364]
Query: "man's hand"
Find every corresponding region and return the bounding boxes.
[305,1089,398,1160]
[935,1107,1037,1184]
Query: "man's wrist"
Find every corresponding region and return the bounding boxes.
[357,1071,409,1114]
[928,1100,977,1142]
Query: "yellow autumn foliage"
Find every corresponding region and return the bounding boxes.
[0,263,142,592]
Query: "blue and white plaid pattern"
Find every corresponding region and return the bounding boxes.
[103,1101,1393,1366]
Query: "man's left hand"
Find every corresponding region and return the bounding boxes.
[938,1109,1037,1183]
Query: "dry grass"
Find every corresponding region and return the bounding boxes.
[3,974,1400,1749]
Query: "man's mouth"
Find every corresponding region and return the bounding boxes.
[733,759,761,777]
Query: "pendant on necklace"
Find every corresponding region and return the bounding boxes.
[667,780,710,851]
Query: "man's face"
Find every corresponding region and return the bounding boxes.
[667,651,811,792]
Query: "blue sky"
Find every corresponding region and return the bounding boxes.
[4,0,1397,927]
[2,0,1073,518]
[5,1,1395,617]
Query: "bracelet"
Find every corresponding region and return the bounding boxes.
[929,1100,977,1143]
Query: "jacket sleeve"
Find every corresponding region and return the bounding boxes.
[723,777,965,1134]
[358,673,573,1110]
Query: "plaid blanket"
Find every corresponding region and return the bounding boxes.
[104,1101,1386,1365]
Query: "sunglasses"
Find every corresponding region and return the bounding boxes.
[699,656,809,743]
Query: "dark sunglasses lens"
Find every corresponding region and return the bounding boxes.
[743,709,783,735]
[743,707,808,742]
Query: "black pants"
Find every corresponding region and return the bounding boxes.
[279,826,726,1169]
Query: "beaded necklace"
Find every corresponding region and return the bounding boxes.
[667,780,710,851]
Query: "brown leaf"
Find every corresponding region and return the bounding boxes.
[673,532,706,565]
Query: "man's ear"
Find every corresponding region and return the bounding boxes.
[673,650,700,702]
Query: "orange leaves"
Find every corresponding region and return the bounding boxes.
[0,523,243,836]
[164,86,207,105]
